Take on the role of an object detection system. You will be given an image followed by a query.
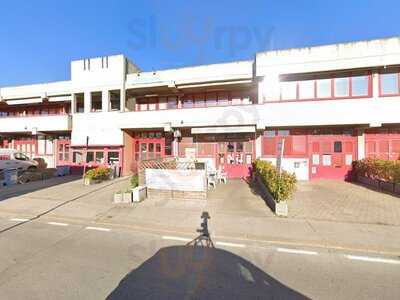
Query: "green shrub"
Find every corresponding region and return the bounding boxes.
[352,158,400,184]
[253,159,297,202]
[85,167,111,181]
[130,174,139,188]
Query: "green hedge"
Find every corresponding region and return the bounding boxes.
[253,159,297,202]
[352,158,400,184]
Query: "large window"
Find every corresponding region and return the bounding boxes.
[380,70,400,96]
[277,72,372,102]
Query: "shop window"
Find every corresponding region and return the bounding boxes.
[73,151,83,163]
[86,151,94,162]
[95,152,104,163]
[334,141,342,153]
[380,71,399,95]
[108,151,120,164]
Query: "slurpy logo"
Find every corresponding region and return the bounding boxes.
[127,15,275,63]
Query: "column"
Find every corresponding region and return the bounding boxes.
[357,128,366,160]
[120,86,126,112]
[102,90,110,113]
[84,91,91,113]
[71,93,76,114]
[372,71,379,99]
[255,132,262,159]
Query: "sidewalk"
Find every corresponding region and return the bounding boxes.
[1,176,399,255]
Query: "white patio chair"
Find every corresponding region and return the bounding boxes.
[217,166,228,184]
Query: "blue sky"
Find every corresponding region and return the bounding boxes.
[0,0,399,87]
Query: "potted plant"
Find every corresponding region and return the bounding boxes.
[84,167,111,185]
[113,189,133,203]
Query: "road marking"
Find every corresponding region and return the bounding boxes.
[216,241,246,248]
[162,236,192,242]
[10,218,30,222]
[346,255,400,265]
[85,226,111,232]
[277,247,318,255]
[47,222,69,227]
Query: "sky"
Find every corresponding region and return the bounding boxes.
[0,0,399,87]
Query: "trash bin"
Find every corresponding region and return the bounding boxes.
[4,169,18,186]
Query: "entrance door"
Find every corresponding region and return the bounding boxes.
[57,140,71,165]
[309,135,357,180]
[133,138,164,162]
[217,140,254,178]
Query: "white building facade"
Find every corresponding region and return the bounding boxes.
[1,37,400,180]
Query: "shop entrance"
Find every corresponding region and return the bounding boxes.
[132,132,165,162]
[216,135,254,179]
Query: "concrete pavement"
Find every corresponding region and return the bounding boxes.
[0,216,399,299]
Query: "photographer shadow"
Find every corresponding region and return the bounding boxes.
[106,212,309,300]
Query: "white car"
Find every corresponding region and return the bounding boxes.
[0,148,39,172]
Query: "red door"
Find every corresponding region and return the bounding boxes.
[133,138,165,162]
[57,140,71,165]
[309,135,357,180]
[14,139,37,158]
[216,140,254,178]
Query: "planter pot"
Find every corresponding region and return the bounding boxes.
[132,186,147,202]
[114,192,132,204]
[275,201,288,217]
[255,175,288,217]
[84,178,101,186]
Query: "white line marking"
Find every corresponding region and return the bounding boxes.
[47,222,69,227]
[162,236,192,242]
[277,247,318,255]
[85,226,111,232]
[346,255,400,265]
[216,241,246,248]
[10,218,30,222]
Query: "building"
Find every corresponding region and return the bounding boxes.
[1,37,400,180]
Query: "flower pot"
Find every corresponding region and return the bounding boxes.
[275,201,288,217]
[132,186,147,202]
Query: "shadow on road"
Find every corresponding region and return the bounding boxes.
[106,212,308,300]
[0,175,80,202]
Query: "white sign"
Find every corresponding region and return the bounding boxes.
[145,169,206,192]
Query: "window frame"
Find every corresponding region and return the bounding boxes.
[379,68,400,97]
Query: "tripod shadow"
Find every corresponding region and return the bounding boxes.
[186,211,214,248]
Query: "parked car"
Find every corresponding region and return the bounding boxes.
[0,148,38,172]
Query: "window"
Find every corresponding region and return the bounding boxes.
[110,90,120,111]
[334,77,349,97]
[108,151,120,164]
[14,153,29,161]
[73,151,83,163]
[182,95,194,108]
[91,92,102,112]
[334,141,342,153]
[86,151,94,163]
[380,71,399,95]
[298,80,314,99]
[231,92,242,105]
[352,75,369,96]
[194,94,205,108]
[206,93,217,106]
[148,98,157,111]
[317,79,332,98]
[76,94,84,113]
[158,97,167,110]
[280,81,297,100]
[167,96,178,109]
[218,92,229,106]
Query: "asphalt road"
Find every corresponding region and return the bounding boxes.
[0,216,399,300]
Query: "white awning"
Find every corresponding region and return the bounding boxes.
[48,95,72,102]
[6,98,42,105]
[191,126,255,134]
